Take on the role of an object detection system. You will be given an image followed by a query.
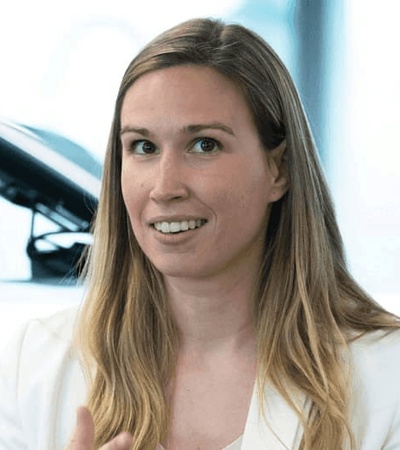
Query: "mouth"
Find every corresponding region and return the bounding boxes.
[152,219,207,234]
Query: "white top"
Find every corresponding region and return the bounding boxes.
[157,434,243,450]
[1,307,400,449]
[223,435,243,450]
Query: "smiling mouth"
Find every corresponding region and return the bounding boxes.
[152,219,207,234]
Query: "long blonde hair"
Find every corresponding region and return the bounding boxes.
[78,18,399,449]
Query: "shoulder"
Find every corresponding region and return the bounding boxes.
[20,305,78,349]
[349,328,400,384]
[1,305,79,372]
[0,304,84,402]
[9,305,83,397]
[348,329,400,448]
[5,306,80,375]
[0,306,86,449]
[349,328,400,395]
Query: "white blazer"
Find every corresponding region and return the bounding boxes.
[0,307,399,449]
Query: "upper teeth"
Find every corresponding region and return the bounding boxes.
[153,219,205,234]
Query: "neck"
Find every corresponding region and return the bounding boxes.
[164,268,258,356]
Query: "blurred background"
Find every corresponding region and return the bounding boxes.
[1,0,399,347]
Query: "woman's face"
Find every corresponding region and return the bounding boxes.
[120,65,286,281]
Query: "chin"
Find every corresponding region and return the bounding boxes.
[155,265,203,279]
[150,258,213,280]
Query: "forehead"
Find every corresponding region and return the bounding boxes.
[120,65,255,128]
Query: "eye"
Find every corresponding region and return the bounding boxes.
[191,138,221,154]
[129,140,158,155]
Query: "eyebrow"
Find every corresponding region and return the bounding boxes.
[184,123,235,136]
[120,126,151,137]
[119,122,235,137]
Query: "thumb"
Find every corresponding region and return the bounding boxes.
[69,406,95,450]
[99,432,133,449]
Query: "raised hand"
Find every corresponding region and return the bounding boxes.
[68,406,133,450]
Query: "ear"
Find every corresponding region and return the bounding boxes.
[266,139,289,202]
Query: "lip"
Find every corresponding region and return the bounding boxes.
[148,215,207,225]
[147,215,208,240]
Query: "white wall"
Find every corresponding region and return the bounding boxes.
[329,0,400,314]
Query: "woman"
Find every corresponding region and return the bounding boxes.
[1,18,399,450]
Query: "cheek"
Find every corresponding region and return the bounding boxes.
[120,176,131,212]
[206,159,269,210]
[121,172,141,221]
[229,168,273,210]
[210,179,270,225]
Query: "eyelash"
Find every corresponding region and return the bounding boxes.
[191,137,222,154]
[129,140,158,155]
[127,137,222,155]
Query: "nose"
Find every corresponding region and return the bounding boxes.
[150,151,189,203]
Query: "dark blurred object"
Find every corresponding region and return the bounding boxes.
[0,119,102,279]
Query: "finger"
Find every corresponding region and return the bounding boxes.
[69,406,95,450]
[99,432,133,450]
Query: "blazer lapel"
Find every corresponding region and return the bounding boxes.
[241,383,305,450]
